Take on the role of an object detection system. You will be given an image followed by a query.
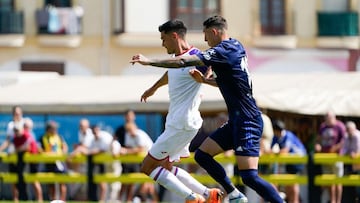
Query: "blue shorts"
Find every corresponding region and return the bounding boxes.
[209,114,262,157]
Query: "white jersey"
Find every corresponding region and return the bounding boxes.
[124,128,153,152]
[78,128,94,148]
[90,130,114,152]
[166,47,204,130]
[6,119,24,153]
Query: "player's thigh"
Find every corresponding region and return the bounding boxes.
[236,155,259,170]
[149,127,197,161]
[203,123,233,156]
[198,137,225,156]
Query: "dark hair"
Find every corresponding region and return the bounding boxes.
[272,119,285,131]
[46,120,58,131]
[12,105,22,115]
[158,19,187,38]
[203,15,228,30]
[90,124,101,131]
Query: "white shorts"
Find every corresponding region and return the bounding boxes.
[149,126,199,162]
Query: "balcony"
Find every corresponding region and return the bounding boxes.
[35,6,83,48]
[316,11,359,49]
[0,10,25,47]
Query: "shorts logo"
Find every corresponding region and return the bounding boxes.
[161,151,167,154]
[236,146,243,152]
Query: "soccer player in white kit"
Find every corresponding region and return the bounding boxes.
[136,20,222,203]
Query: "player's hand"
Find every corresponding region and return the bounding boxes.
[189,69,204,83]
[141,88,156,102]
[130,54,151,65]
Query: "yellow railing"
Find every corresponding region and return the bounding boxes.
[0,152,359,186]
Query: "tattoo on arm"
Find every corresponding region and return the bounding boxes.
[149,55,204,68]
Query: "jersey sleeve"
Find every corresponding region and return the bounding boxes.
[189,48,208,74]
[196,47,226,67]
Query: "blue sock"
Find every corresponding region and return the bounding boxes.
[239,169,283,203]
[194,149,235,193]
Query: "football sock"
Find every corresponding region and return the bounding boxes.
[149,166,192,198]
[194,149,235,193]
[171,166,208,197]
[239,169,283,203]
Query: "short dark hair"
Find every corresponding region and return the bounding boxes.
[158,19,187,38]
[12,105,22,115]
[46,120,58,131]
[272,119,285,131]
[203,15,228,30]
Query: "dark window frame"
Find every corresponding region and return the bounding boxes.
[113,0,125,34]
[260,0,286,35]
[170,0,221,31]
[21,61,65,75]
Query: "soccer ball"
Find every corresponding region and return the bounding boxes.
[50,200,66,203]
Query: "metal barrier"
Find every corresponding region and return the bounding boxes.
[0,152,359,202]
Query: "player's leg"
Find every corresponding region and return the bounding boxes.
[141,128,204,202]
[166,128,223,203]
[195,124,247,203]
[235,115,283,203]
[170,165,223,203]
[236,156,283,203]
[141,154,204,202]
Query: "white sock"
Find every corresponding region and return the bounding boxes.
[149,166,192,198]
[171,166,208,196]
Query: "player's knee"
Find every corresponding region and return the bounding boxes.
[239,169,258,185]
[194,149,209,165]
[140,157,155,175]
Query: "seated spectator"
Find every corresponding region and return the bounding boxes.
[39,121,68,201]
[270,119,307,203]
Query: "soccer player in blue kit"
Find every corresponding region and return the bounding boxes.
[131,15,283,203]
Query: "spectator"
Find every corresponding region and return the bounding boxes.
[0,106,24,153]
[77,118,94,152]
[270,120,306,203]
[39,121,68,201]
[119,122,157,203]
[315,111,346,203]
[0,106,25,201]
[67,118,94,200]
[108,135,123,202]
[340,121,360,202]
[13,121,43,202]
[21,118,43,202]
[114,109,136,146]
[88,124,119,203]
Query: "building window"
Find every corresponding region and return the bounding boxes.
[21,61,65,75]
[113,0,125,34]
[35,0,83,35]
[170,0,220,31]
[0,0,24,34]
[260,0,285,35]
[45,0,72,7]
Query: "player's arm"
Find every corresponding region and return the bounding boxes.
[141,72,168,102]
[0,139,10,152]
[131,54,205,68]
[189,67,218,87]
